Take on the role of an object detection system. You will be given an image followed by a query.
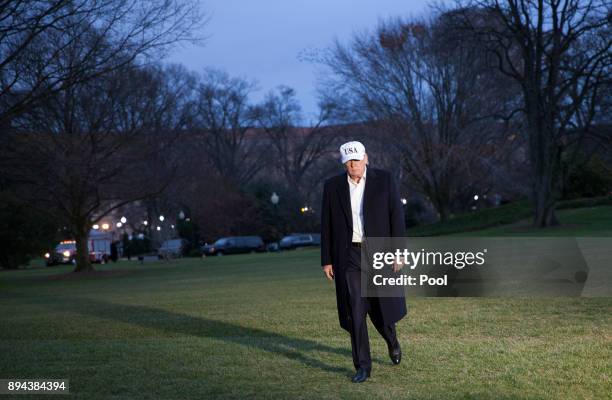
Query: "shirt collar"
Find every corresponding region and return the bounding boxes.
[347,166,367,185]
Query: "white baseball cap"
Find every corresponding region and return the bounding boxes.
[339,141,366,164]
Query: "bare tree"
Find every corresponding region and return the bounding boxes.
[5,64,193,272]
[449,0,611,226]
[0,0,203,127]
[192,69,269,186]
[0,0,204,271]
[321,15,520,222]
[253,86,338,203]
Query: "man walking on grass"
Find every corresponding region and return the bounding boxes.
[320,140,407,383]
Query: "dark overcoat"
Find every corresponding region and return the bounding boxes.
[320,167,407,332]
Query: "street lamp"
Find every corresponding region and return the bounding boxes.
[159,215,165,222]
[120,216,127,224]
[178,211,185,220]
[101,223,110,230]
[270,192,281,240]
[93,224,99,230]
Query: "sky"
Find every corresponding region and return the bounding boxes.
[167,0,432,122]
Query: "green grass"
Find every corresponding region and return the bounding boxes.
[454,205,612,237]
[408,200,532,236]
[408,196,612,236]
[1,247,611,399]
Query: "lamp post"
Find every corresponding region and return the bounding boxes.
[156,215,165,246]
[270,192,280,240]
[116,218,129,260]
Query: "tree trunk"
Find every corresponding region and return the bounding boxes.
[532,185,559,227]
[73,223,94,272]
[529,127,561,228]
[524,84,562,229]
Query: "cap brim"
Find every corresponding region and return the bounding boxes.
[341,154,365,163]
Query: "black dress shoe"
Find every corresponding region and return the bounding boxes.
[351,368,370,383]
[388,341,402,365]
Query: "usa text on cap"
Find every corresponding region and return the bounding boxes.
[339,141,366,164]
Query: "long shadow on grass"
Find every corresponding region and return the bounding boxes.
[37,295,367,377]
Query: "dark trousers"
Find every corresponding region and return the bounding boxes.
[345,245,398,371]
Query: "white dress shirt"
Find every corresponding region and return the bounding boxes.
[347,166,366,243]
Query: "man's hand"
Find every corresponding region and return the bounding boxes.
[322,264,334,281]
[392,261,404,273]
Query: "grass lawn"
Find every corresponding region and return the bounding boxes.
[1,206,611,399]
[1,253,610,399]
[453,205,612,237]
[408,197,612,237]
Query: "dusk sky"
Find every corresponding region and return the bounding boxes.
[167,0,432,123]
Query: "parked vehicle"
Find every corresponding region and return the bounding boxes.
[88,230,112,263]
[45,242,75,266]
[279,233,321,250]
[157,239,187,259]
[201,236,265,256]
[45,230,112,267]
